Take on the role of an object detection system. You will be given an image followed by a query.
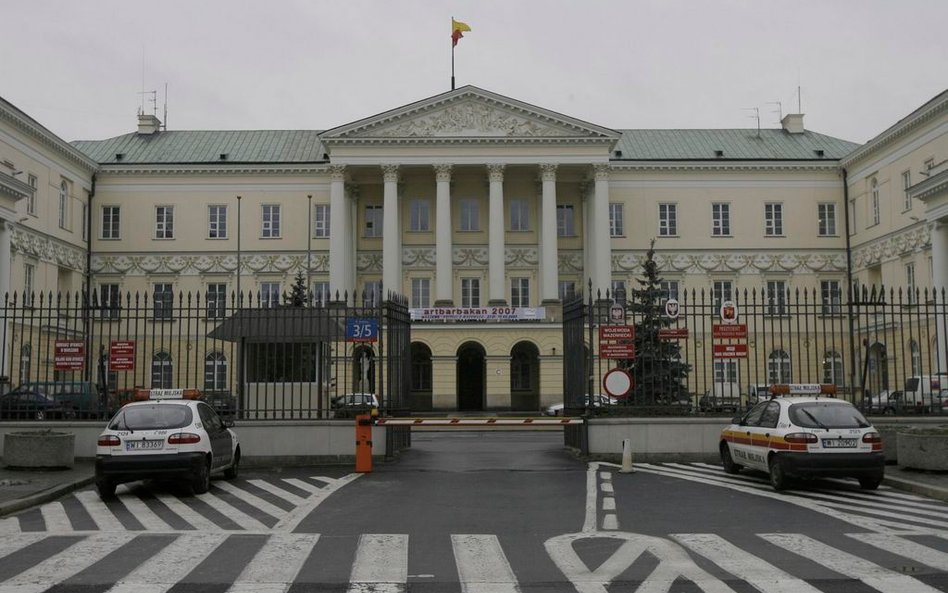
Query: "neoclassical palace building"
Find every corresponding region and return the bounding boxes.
[0,86,945,412]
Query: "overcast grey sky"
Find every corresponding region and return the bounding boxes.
[2,0,946,144]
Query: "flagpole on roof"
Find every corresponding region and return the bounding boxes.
[451,16,456,90]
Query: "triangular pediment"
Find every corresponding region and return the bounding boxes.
[321,86,620,142]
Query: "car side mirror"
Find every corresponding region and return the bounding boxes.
[224,418,235,428]
[732,414,743,425]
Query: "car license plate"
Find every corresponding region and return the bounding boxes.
[822,438,856,448]
[126,440,164,451]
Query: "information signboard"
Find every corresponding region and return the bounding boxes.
[109,340,136,371]
[713,343,748,358]
[712,324,747,339]
[54,340,84,371]
[347,318,379,342]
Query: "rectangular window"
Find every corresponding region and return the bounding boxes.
[765,280,787,316]
[155,206,174,239]
[925,158,935,171]
[871,182,881,226]
[461,278,480,307]
[260,282,281,308]
[556,204,575,237]
[510,199,529,231]
[459,199,480,231]
[409,199,429,232]
[262,205,281,238]
[313,204,330,238]
[363,281,382,307]
[658,203,677,236]
[81,203,88,241]
[99,284,121,319]
[713,280,733,311]
[364,205,383,238]
[712,203,730,236]
[902,170,913,211]
[849,199,857,236]
[765,203,783,236]
[411,278,431,308]
[24,263,34,305]
[659,280,679,302]
[312,281,330,306]
[59,180,68,229]
[609,203,624,237]
[611,280,626,303]
[558,281,577,301]
[208,205,227,239]
[820,280,841,315]
[818,203,836,236]
[27,174,36,215]
[511,278,529,307]
[206,283,227,319]
[906,263,916,304]
[153,283,173,320]
[101,206,120,239]
[714,360,739,383]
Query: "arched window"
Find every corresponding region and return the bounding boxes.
[151,352,173,388]
[909,340,922,376]
[410,342,432,391]
[204,352,227,392]
[59,180,68,229]
[511,342,539,391]
[822,351,844,386]
[870,178,880,226]
[19,344,31,384]
[768,349,792,384]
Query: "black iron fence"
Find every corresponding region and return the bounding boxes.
[564,284,947,417]
[0,289,411,421]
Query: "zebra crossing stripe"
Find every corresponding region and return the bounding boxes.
[1,532,134,593]
[248,479,308,507]
[672,533,822,593]
[760,533,942,593]
[282,478,324,496]
[193,492,270,531]
[0,533,44,560]
[451,534,520,593]
[847,533,948,571]
[116,494,174,531]
[106,532,228,593]
[347,534,409,593]
[212,481,288,521]
[152,493,221,531]
[226,533,319,593]
[75,491,127,531]
[0,518,20,535]
[40,502,73,533]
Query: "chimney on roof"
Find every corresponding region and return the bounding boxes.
[137,113,162,135]
[781,113,805,134]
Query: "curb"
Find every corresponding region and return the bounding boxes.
[0,476,95,518]
[883,475,948,503]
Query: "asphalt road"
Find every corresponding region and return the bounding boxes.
[0,430,946,591]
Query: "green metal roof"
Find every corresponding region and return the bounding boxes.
[613,128,859,160]
[71,130,326,164]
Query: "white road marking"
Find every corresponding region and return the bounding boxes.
[582,462,601,533]
[227,533,319,593]
[193,491,270,531]
[672,533,822,593]
[275,473,361,533]
[452,534,520,593]
[75,491,127,531]
[0,531,134,593]
[0,519,20,534]
[117,494,173,531]
[347,533,408,593]
[847,532,948,571]
[601,515,618,531]
[761,533,942,593]
[212,481,287,521]
[600,482,613,494]
[248,479,308,507]
[599,472,611,481]
[152,493,221,531]
[602,497,615,511]
[106,532,227,593]
[40,502,73,532]
[0,533,45,559]
[282,478,325,495]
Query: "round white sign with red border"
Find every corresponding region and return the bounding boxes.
[603,368,633,397]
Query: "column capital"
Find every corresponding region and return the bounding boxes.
[593,163,611,181]
[329,164,346,182]
[434,164,453,182]
[486,163,506,183]
[539,163,558,182]
[382,164,400,183]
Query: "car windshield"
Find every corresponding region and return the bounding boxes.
[789,402,871,429]
[109,404,193,430]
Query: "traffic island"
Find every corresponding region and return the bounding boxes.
[3,430,75,470]
[896,426,948,471]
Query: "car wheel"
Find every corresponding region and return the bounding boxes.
[859,477,882,490]
[224,450,240,480]
[191,457,211,495]
[769,456,790,491]
[720,443,742,474]
[96,479,116,499]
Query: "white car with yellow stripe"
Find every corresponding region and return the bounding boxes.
[719,388,884,491]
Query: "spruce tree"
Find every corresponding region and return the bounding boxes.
[626,240,691,406]
[283,270,309,307]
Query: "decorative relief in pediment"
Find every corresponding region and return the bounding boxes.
[360,100,577,138]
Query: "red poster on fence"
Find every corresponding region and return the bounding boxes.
[109,340,136,371]
[713,343,748,358]
[54,340,85,371]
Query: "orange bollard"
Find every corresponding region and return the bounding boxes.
[355,414,373,473]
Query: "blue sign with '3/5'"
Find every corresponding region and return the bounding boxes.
[346,318,379,342]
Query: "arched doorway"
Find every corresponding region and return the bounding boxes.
[510,341,540,411]
[410,342,433,411]
[867,342,888,397]
[352,345,376,394]
[457,342,486,411]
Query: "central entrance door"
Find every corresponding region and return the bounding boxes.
[457,342,486,411]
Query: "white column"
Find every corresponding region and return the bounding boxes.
[434,164,454,305]
[592,163,612,297]
[487,164,506,305]
[382,165,401,297]
[540,163,559,302]
[932,221,948,374]
[328,165,351,300]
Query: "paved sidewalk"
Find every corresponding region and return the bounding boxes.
[0,460,945,518]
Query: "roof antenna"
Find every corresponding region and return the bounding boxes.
[743,107,760,137]
[767,101,783,124]
[163,83,168,130]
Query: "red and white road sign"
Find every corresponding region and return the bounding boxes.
[109,340,136,371]
[54,340,84,371]
[603,368,633,398]
[713,343,748,358]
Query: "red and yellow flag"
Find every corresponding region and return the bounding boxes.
[451,19,471,47]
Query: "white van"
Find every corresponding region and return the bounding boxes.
[903,374,946,411]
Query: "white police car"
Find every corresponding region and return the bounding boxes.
[94,389,240,498]
[719,391,884,491]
